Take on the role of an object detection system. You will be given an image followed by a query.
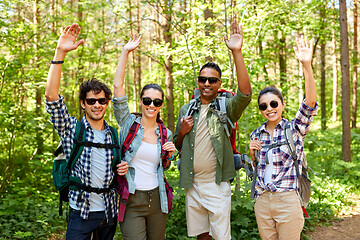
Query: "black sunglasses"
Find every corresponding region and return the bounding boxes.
[141,97,164,107]
[258,100,279,111]
[198,76,220,84]
[85,98,108,105]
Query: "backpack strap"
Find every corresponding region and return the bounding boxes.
[284,121,309,217]
[117,120,141,223]
[157,119,169,170]
[184,98,199,118]
[121,121,140,159]
[116,175,129,222]
[209,96,235,137]
[68,121,86,171]
[109,126,121,170]
[250,131,261,199]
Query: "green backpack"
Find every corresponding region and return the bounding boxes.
[52,121,120,215]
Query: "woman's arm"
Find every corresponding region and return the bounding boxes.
[113,34,141,98]
[293,36,316,108]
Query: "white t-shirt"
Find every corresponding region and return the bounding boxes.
[264,150,274,185]
[69,129,107,211]
[131,141,160,190]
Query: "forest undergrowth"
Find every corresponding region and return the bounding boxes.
[0,126,359,240]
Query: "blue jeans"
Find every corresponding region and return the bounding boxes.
[66,208,117,240]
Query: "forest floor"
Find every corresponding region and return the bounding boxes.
[49,195,360,240]
[305,194,360,240]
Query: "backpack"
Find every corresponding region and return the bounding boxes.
[52,121,120,216]
[250,121,311,217]
[180,88,253,175]
[116,118,173,222]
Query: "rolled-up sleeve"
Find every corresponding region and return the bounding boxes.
[112,95,131,126]
[227,87,252,123]
[45,95,73,138]
[294,100,318,136]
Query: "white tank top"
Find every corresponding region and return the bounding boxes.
[131,141,160,190]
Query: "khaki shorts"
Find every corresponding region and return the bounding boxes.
[185,181,231,240]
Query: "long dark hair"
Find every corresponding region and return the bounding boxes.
[140,83,164,99]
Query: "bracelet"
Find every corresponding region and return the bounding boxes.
[167,155,174,161]
[51,60,64,64]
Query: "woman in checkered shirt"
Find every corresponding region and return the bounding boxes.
[248,36,318,240]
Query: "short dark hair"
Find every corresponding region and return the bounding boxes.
[79,78,112,102]
[199,62,222,78]
[140,83,164,100]
[258,86,284,104]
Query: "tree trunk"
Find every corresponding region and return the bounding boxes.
[352,0,358,128]
[135,0,142,112]
[279,34,287,86]
[77,0,84,119]
[320,4,327,130]
[332,0,338,122]
[163,1,175,133]
[34,0,43,154]
[50,0,56,34]
[204,0,213,62]
[128,0,137,111]
[339,0,351,162]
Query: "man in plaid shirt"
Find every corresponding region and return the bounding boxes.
[45,23,128,240]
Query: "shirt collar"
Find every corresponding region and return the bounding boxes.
[260,118,287,133]
[81,115,111,133]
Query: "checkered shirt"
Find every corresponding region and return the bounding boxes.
[46,95,117,220]
[250,100,318,200]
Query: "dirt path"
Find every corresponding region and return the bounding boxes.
[305,195,360,240]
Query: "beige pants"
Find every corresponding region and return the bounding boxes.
[185,181,231,240]
[254,191,304,240]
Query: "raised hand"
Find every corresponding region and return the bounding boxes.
[224,19,243,52]
[56,23,84,53]
[293,35,313,66]
[123,34,141,53]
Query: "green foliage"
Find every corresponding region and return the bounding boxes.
[0,0,358,239]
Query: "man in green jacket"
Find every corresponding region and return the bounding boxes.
[174,20,252,240]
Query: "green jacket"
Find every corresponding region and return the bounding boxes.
[174,88,252,189]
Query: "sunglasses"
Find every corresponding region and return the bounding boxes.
[85,98,108,105]
[197,76,220,84]
[141,97,164,107]
[258,100,279,111]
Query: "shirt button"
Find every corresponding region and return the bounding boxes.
[190,172,193,175]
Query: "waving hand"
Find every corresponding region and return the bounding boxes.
[56,23,84,53]
[293,35,313,65]
[224,19,243,51]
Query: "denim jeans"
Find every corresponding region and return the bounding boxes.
[66,208,117,240]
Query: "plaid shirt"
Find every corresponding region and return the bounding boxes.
[250,100,318,200]
[46,96,117,220]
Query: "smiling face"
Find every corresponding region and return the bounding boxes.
[258,92,285,125]
[198,67,222,104]
[139,88,164,120]
[80,90,108,123]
